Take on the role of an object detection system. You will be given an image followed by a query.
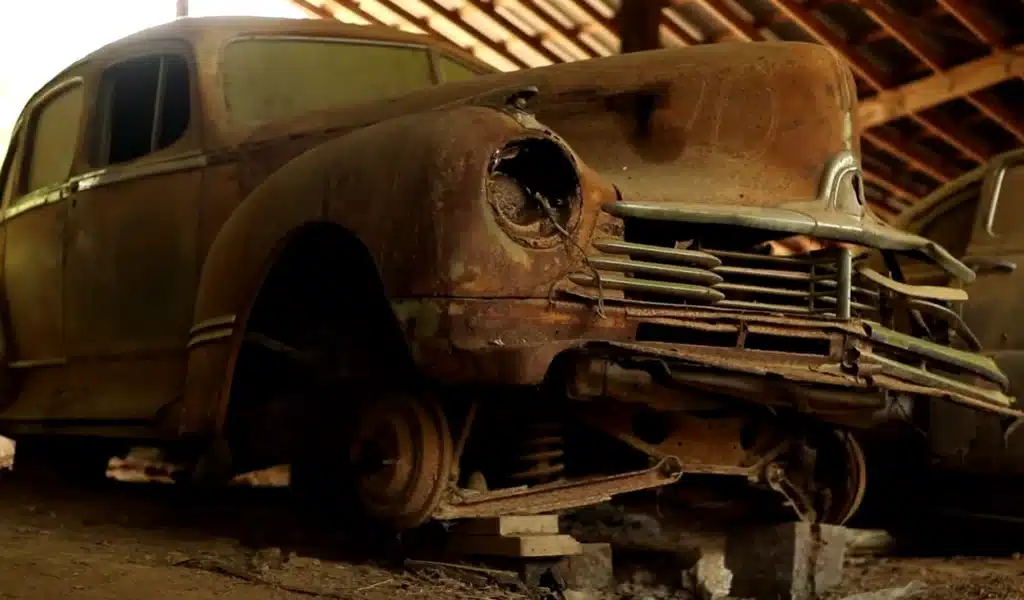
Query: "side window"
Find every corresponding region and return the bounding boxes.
[95,54,191,166]
[439,56,484,82]
[20,83,85,201]
[221,39,433,126]
[988,163,1024,237]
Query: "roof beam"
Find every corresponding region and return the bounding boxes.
[510,0,601,60]
[617,0,665,53]
[764,0,888,87]
[292,0,334,19]
[373,0,531,68]
[863,170,918,203]
[763,0,997,182]
[461,0,562,64]
[861,129,959,182]
[858,45,1024,128]
[851,0,995,161]
[935,0,1003,47]
[689,0,760,42]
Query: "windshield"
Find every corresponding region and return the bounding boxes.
[222,37,434,126]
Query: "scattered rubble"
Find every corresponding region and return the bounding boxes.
[838,580,927,600]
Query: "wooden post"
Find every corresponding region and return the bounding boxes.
[176,0,189,18]
[616,0,666,53]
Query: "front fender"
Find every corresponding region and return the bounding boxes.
[177,105,592,435]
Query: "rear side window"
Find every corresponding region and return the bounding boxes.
[987,163,1024,238]
[95,54,192,166]
[21,83,85,198]
[221,38,433,126]
[439,56,483,82]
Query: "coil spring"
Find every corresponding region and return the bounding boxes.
[508,421,566,483]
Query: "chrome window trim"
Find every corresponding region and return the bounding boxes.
[1,151,209,222]
[5,77,87,211]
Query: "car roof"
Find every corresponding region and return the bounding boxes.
[895,146,1024,229]
[24,16,485,114]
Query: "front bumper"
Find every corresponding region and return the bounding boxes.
[394,298,1018,418]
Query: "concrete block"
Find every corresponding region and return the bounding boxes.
[725,522,847,600]
[683,540,733,600]
[553,543,614,590]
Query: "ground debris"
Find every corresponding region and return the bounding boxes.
[837,581,926,600]
[404,558,524,589]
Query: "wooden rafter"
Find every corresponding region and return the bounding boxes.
[877,0,1024,143]
[852,0,1010,154]
[858,46,1024,130]
[513,0,601,60]
[690,0,759,42]
[764,0,996,169]
[462,0,561,64]
[860,129,958,182]
[935,0,1003,47]
[321,0,384,25]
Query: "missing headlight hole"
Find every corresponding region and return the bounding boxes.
[488,137,582,249]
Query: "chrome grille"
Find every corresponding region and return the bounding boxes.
[571,237,881,318]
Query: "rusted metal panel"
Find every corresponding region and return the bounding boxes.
[2,206,64,363]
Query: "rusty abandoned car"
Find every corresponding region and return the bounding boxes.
[890,149,1024,483]
[0,16,1016,531]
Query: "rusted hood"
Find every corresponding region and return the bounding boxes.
[239,42,855,205]
[236,42,967,273]
[525,42,860,211]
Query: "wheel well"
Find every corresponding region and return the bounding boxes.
[223,222,415,472]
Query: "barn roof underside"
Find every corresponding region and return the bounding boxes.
[286,0,1023,220]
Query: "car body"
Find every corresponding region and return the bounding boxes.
[0,16,1013,529]
[892,148,1024,476]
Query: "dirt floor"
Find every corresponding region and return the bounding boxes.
[0,452,1021,600]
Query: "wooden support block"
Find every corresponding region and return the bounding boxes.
[451,515,561,537]
[448,533,583,558]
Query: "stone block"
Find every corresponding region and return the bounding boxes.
[725,522,847,600]
[553,543,614,590]
[683,539,733,600]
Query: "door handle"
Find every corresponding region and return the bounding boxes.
[962,256,1017,275]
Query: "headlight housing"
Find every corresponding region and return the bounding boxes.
[487,137,583,249]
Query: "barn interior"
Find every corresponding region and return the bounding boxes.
[0,2,1022,600]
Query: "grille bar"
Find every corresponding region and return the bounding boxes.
[576,241,870,316]
[568,273,726,303]
[588,256,724,285]
[592,240,721,268]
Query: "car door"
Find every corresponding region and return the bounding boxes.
[904,156,1024,473]
[0,79,85,417]
[61,44,203,421]
[959,157,1024,358]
